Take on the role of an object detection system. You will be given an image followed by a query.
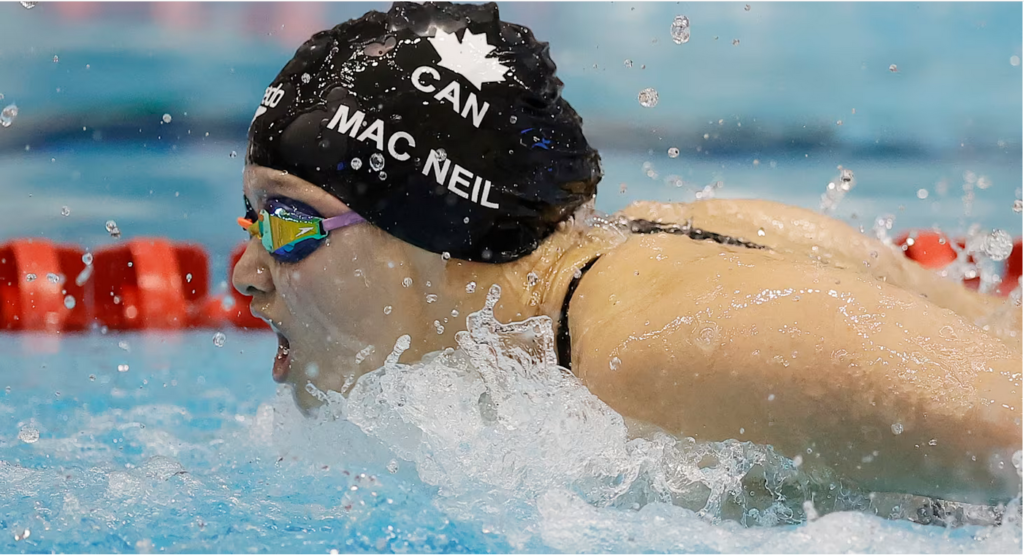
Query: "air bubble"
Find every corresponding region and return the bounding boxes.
[369,152,385,171]
[1013,200,1022,214]
[117,364,130,372]
[744,4,751,11]
[732,39,740,46]
[378,171,387,181]
[982,229,1013,261]
[670,15,690,44]
[229,151,237,158]
[1,104,19,128]
[60,206,70,216]
[64,295,76,309]
[891,422,903,435]
[638,88,659,108]
[609,357,622,371]
[46,273,60,284]
[425,294,438,304]
[300,73,311,84]
[212,332,226,347]
[82,253,93,265]
[434,320,445,334]
[402,277,413,288]
[53,55,59,63]
[916,189,928,200]
[18,426,39,444]
[162,114,172,123]
[889,64,899,73]
[526,272,539,287]
[105,220,121,238]
[350,158,363,170]
[435,149,447,162]
[386,460,399,473]
[465,281,476,293]
[441,252,451,261]
[26,273,37,282]
[667,147,680,158]
[383,305,392,315]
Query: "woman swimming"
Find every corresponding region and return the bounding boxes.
[232,2,1021,506]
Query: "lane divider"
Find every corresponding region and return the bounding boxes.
[0,233,1019,333]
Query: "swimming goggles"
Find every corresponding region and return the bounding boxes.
[237,197,365,263]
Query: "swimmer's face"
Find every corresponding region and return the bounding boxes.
[233,165,442,411]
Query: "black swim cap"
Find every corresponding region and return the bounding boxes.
[247,1,601,263]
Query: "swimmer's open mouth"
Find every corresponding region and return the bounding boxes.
[273,333,291,383]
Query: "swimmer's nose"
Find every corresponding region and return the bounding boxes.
[232,238,274,298]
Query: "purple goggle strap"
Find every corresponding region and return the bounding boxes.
[321,211,365,232]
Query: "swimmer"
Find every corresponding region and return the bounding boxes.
[232,2,1021,505]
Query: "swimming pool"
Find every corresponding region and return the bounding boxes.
[2,2,1022,553]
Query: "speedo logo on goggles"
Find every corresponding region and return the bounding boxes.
[238,198,365,263]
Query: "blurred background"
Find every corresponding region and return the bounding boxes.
[1,1,1021,280]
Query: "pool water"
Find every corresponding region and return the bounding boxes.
[1,296,1021,553]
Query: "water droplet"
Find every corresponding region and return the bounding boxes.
[889,64,899,73]
[25,273,37,282]
[212,332,226,347]
[638,88,659,108]
[916,188,929,199]
[609,356,622,371]
[1,104,19,127]
[451,309,459,317]
[64,295,76,309]
[425,294,438,304]
[229,150,237,158]
[667,147,680,158]
[435,149,447,162]
[623,59,633,68]
[465,281,477,293]
[46,273,60,284]
[402,277,413,288]
[369,152,385,171]
[927,438,938,446]
[670,15,690,44]
[162,113,172,123]
[105,220,121,238]
[300,72,311,84]
[1012,56,1021,67]
[52,55,59,63]
[20,1,37,8]
[117,364,130,372]
[18,426,39,444]
[983,229,1013,261]
[1013,200,1022,213]
[386,459,399,473]
[378,171,387,181]
[383,305,392,315]
[82,253,93,265]
[891,422,904,435]
[60,206,70,216]
[350,157,363,170]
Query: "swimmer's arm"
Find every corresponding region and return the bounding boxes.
[568,234,1021,504]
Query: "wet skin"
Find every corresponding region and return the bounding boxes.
[234,165,1022,504]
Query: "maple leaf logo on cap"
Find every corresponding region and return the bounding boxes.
[427,29,509,89]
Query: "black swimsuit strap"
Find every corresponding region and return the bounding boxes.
[554,218,765,370]
[556,257,599,370]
